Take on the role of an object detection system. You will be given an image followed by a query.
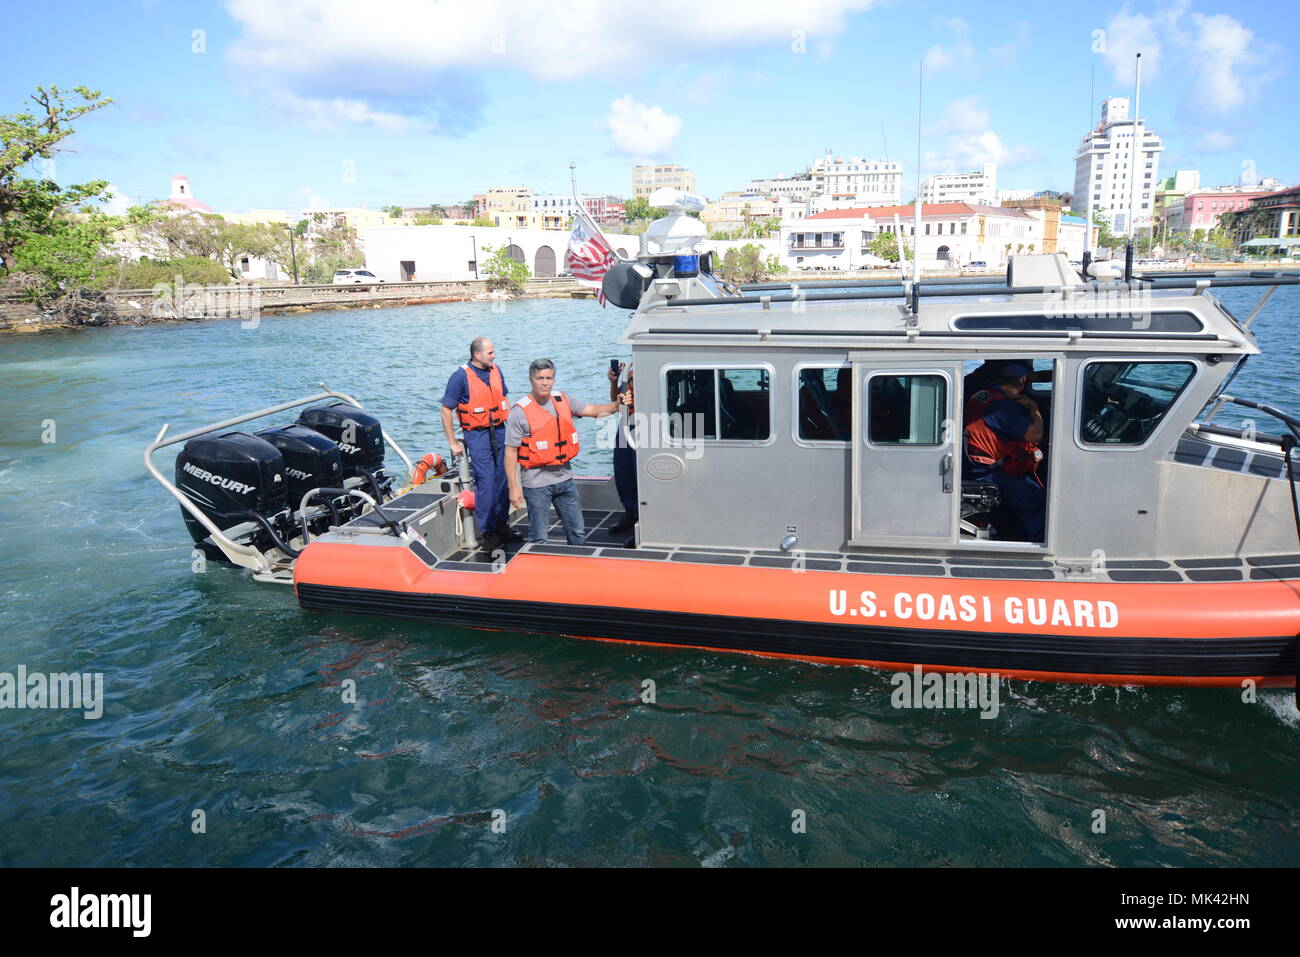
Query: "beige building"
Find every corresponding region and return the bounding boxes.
[701,193,779,231]
[477,187,535,228]
[300,205,405,235]
[221,209,295,226]
[632,163,696,199]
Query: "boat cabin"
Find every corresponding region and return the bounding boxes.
[609,251,1300,566]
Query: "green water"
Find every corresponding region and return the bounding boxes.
[1,292,1297,866]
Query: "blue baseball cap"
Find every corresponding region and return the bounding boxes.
[998,362,1030,380]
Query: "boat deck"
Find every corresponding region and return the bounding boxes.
[428,506,1300,584]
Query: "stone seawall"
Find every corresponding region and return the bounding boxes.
[0,277,594,333]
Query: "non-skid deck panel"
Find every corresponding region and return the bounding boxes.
[348,490,447,528]
[296,583,1298,679]
[423,507,1300,583]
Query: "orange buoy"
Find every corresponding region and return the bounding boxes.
[411,452,448,486]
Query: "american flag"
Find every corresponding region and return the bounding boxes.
[565,212,617,306]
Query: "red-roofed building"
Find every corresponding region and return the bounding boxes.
[1245,185,1300,241]
[782,203,1040,270]
[1182,185,1279,233]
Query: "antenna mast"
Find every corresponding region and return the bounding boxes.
[914,60,922,283]
[1124,52,1142,281]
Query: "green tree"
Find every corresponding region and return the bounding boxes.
[1,85,116,270]
[479,243,530,293]
[119,256,230,289]
[1091,209,1119,251]
[623,197,665,222]
[868,232,911,263]
[0,85,164,318]
[718,244,783,284]
[382,205,404,219]
[302,250,366,284]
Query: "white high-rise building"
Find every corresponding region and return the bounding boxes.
[743,174,816,203]
[1073,97,1164,237]
[809,152,902,206]
[922,164,997,205]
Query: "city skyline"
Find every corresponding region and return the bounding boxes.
[1,0,1292,215]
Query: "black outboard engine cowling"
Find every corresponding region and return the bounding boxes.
[296,402,392,501]
[257,424,346,534]
[175,431,288,560]
[256,424,343,500]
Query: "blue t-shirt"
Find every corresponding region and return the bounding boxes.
[979,393,1032,442]
[440,364,509,425]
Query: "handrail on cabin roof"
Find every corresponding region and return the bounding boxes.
[657,274,1298,309]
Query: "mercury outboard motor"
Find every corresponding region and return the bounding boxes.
[296,402,393,502]
[256,424,345,534]
[175,431,292,562]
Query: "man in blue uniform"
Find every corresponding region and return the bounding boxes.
[440,337,522,550]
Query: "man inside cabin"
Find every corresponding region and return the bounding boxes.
[505,358,630,545]
[440,336,521,551]
[608,360,638,535]
[963,362,1047,541]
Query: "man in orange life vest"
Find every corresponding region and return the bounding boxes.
[963,362,1047,541]
[440,336,521,550]
[504,358,629,545]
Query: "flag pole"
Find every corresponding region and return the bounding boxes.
[569,162,626,261]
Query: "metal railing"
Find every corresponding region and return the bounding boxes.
[144,384,415,572]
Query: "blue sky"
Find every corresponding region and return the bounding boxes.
[1,0,1293,214]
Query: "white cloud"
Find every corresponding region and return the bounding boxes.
[921,98,1037,174]
[1100,4,1267,114]
[297,186,327,209]
[225,0,877,131]
[1099,8,1164,84]
[602,96,682,157]
[1190,12,1253,109]
[924,97,989,136]
[930,130,1038,172]
[271,91,432,133]
[101,185,132,216]
[1195,130,1238,152]
[923,18,972,72]
[990,21,1031,65]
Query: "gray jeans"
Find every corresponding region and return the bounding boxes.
[523,478,587,545]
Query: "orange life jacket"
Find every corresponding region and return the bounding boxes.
[516,392,581,468]
[964,387,1042,479]
[456,364,509,430]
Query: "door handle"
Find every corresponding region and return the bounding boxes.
[940,453,953,493]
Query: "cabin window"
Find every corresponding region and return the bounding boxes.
[797,366,852,441]
[1078,360,1196,446]
[664,367,771,442]
[866,374,946,446]
[953,312,1202,333]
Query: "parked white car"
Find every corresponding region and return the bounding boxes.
[332,269,385,284]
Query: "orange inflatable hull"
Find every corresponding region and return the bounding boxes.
[294,543,1299,687]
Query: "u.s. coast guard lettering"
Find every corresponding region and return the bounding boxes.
[828,589,1119,629]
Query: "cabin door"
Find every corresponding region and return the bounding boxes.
[850,360,961,547]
